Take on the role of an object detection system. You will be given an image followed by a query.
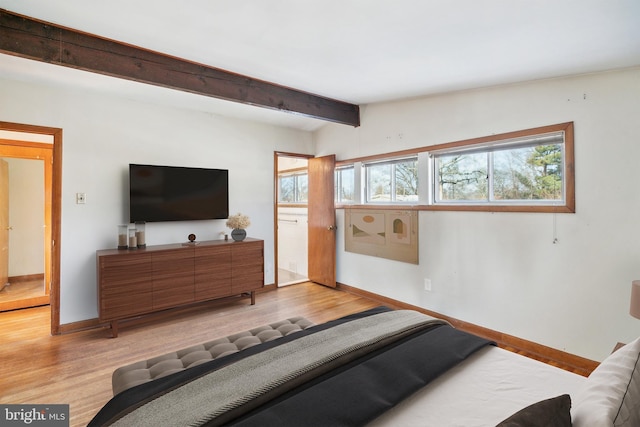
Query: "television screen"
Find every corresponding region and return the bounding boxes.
[129,164,229,222]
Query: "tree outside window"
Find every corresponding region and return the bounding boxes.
[366,158,418,203]
[435,140,563,203]
[278,172,308,203]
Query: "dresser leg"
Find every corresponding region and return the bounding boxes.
[250,291,256,305]
[110,321,119,338]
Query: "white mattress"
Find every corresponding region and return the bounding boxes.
[369,345,586,427]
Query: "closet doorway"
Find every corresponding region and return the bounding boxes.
[0,122,62,335]
[274,152,312,287]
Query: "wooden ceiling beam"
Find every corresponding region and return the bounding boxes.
[0,9,360,127]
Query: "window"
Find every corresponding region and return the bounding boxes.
[334,122,574,213]
[433,131,566,206]
[278,172,308,203]
[365,157,418,203]
[335,166,355,203]
[436,152,487,201]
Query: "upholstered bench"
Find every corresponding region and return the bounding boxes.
[112,316,315,395]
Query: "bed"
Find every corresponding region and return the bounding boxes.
[89,307,640,426]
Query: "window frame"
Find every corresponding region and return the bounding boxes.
[334,122,575,213]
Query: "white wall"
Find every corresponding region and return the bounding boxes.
[314,67,640,362]
[0,78,313,325]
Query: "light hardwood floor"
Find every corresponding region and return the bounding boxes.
[277,268,308,286]
[0,282,379,427]
[0,281,593,427]
[0,279,45,303]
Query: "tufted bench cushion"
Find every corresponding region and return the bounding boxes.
[112,316,315,395]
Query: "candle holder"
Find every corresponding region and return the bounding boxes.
[117,225,128,249]
[128,227,138,249]
[135,221,146,248]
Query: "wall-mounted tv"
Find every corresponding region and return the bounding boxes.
[129,164,229,223]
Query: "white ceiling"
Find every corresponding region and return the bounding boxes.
[1,0,639,131]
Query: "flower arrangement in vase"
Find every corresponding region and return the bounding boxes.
[226,213,250,241]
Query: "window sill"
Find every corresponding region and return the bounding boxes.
[336,203,574,213]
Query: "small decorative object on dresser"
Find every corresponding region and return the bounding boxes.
[117,225,128,249]
[226,212,250,241]
[127,228,137,249]
[135,221,146,248]
[231,228,246,242]
[182,233,199,247]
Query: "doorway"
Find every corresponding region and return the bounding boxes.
[274,153,312,287]
[0,123,62,335]
[0,152,48,310]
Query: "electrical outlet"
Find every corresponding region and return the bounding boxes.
[424,278,432,291]
[76,193,86,204]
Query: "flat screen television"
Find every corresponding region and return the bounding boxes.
[129,164,229,222]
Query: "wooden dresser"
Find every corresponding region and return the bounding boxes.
[96,238,264,337]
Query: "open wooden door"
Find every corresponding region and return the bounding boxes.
[308,155,336,287]
[0,159,8,292]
